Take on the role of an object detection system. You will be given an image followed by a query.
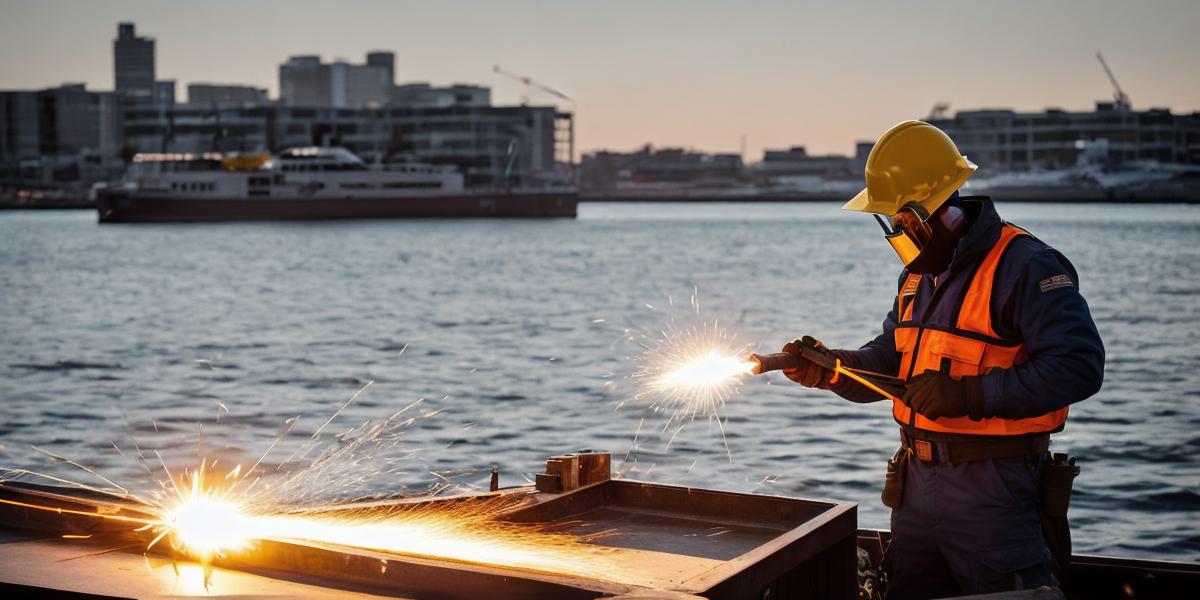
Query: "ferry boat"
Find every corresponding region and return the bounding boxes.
[95,147,577,222]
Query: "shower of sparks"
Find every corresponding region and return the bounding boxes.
[635,327,756,421]
[618,290,757,464]
[0,381,620,588]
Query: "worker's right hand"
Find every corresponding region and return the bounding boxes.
[781,336,837,388]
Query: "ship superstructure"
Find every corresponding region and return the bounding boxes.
[96,147,575,222]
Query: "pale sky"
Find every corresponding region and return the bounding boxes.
[2,0,1197,159]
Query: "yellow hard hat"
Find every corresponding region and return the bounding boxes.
[843,120,977,217]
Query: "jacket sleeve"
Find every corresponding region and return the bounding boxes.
[827,281,904,404]
[980,249,1105,418]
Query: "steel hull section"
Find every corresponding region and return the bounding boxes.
[96,190,578,223]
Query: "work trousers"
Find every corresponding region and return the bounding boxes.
[883,452,1054,599]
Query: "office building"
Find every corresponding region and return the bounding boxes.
[929,102,1200,170]
[390,84,490,108]
[113,22,155,98]
[153,80,176,107]
[0,84,124,184]
[366,51,395,87]
[279,54,390,108]
[0,91,41,162]
[187,84,269,106]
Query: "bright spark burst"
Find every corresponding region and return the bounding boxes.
[159,468,252,562]
[618,291,758,466]
[633,321,755,423]
[0,382,621,588]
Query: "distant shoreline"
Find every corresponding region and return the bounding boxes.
[579,194,1200,204]
[4,195,1199,211]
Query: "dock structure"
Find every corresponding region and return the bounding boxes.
[2,452,1196,599]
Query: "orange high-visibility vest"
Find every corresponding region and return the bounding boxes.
[892,224,1069,435]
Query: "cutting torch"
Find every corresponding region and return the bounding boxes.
[749,345,907,401]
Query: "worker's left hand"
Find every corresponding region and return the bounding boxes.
[902,369,986,421]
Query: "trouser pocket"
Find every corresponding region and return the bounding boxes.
[976,542,1054,593]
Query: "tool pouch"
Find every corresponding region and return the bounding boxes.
[881,447,908,509]
[1039,452,1080,579]
[1041,452,1079,517]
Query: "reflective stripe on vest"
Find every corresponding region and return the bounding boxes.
[892,224,1069,436]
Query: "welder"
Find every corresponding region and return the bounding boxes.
[781,121,1104,598]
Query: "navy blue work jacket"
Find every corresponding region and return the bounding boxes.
[833,196,1105,420]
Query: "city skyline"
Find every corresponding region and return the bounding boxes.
[2,0,1198,158]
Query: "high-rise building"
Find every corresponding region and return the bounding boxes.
[113,22,155,98]
[366,51,395,87]
[279,54,389,108]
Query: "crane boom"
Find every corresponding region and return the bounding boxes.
[493,65,574,105]
[1095,52,1131,110]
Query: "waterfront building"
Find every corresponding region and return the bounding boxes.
[279,54,391,109]
[113,23,155,100]
[929,102,1200,171]
[121,103,572,187]
[390,84,491,109]
[153,80,176,107]
[186,84,269,106]
[757,146,855,178]
[366,51,396,88]
[0,84,124,185]
[580,145,745,193]
[0,91,41,162]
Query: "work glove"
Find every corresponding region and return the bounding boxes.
[902,367,986,421]
[781,336,838,389]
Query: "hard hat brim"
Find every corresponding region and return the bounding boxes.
[842,158,977,217]
[842,187,876,214]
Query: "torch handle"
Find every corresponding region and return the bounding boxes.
[749,352,802,374]
[749,350,908,400]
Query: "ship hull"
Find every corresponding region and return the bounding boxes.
[96,190,577,222]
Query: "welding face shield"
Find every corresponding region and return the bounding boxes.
[874,205,933,267]
[874,199,965,273]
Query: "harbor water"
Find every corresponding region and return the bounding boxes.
[1,202,1197,561]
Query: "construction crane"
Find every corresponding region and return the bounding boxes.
[927,102,950,121]
[1095,52,1131,111]
[492,65,574,107]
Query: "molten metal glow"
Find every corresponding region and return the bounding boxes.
[653,351,756,390]
[244,504,611,577]
[169,496,251,557]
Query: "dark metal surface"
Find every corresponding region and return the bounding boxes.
[0,477,858,599]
